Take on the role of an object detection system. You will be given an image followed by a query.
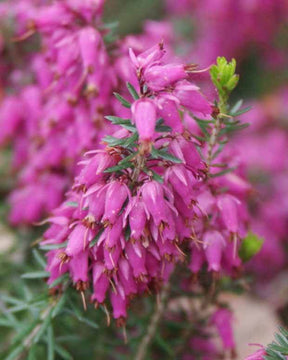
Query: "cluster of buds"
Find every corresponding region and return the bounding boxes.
[42,43,252,328]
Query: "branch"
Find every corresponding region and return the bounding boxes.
[134,282,170,360]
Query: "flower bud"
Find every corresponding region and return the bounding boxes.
[131,98,157,142]
[78,27,102,71]
[211,308,235,350]
[174,80,212,118]
[144,64,187,91]
[203,230,226,272]
[103,182,130,224]
[92,263,109,304]
[141,181,170,226]
[217,194,240,233]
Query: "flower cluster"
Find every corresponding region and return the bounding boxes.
[42,44,251,327]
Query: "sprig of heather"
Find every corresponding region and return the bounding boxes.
[41,44,258,355]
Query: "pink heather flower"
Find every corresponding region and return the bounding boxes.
[33,4,73,32]
[141,180,172,227]
[169,136,206,176]
[103,181,130,224]
[126,242,147,279]
[217,194,241,233]
[245,346,266,360]
[66,224,95,257]
[69,251,89,283]
[127,198,147,240]
[203,230,226,272]
[165,165,196,206]
[189,245,205,274]
[46,249,69,286]
[131,98,157,142]
[77,151,119,189]
[91,263,109,304]
[156,94,183,133]
[118,257,137,295]
[129,43,165,70]
[67,0,105,20]
[211,308,235,350]
[110,286,127,320]
[103,215,124,249]
[78,27,103,71]
[0,96,22,144]
[173,80,212,118]
[144,63,187,91]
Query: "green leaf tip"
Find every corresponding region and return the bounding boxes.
[210,57,239,104]
[239,231,264,262]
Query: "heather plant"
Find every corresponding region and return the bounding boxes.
[0,39,264,358]
[1,1,288,360]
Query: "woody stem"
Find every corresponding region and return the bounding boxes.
[134,281,170,360]
[207,115,222,171]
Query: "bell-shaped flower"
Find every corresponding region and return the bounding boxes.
[211,308,235,350]
[131,98,157,142]
[203,230,226,272]
[173,80,212,118]
[144,64,187,91]
[103,181,130,224]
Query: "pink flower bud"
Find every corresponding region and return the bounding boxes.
[128,198,147,240]
[46,250,69,285]
[165,165,195,207]
[125,242,147,278]
[156,94,183,133]
[217,194,241,233]
[110,287,127,319]
[130,43,165,69]
[245,346,266,360]
[174,80,212,118]
[203,230,226,272]
[131,98,157,142]
[69,251,89,283]
[141,181,170,226]
[103,181,130,224]
[78,27,102,71]
[118,258,137,295]
[144,64,187,91]
[67,0,105,20]
[85,185,107,221]
[211,308,235,350]
[66,224,94,257]
[92,262,109,304]
[189,246,205,273]
[105,215,123,249]
[0,96,22,143]
[34,4,72,31]
[56,34,79,73]
[169,137,206,174]
[77,151,116,187]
